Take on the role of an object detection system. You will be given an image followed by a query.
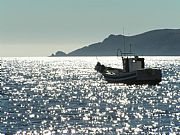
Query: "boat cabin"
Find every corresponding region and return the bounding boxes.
[122,56,144,72]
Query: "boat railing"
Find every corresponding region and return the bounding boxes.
[117,48,134,57]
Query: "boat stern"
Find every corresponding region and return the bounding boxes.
[136,69,162,84]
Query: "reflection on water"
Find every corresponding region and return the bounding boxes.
[0,57,180,134]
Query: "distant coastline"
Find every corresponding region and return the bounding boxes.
[50,29,180,56]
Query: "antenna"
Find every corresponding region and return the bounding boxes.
[129,44,132,53]
[123,28,125,52]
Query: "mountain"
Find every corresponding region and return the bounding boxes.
[51,29,180,56]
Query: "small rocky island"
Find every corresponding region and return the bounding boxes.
[50,51,67,57]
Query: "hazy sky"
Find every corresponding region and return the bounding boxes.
[0,0,180,56]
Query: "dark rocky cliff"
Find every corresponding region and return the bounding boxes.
[52,29,180,56]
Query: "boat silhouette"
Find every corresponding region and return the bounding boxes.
[95,51,162,85]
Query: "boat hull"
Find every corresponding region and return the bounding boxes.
[102,69,162,85]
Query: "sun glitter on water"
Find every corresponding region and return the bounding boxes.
[0,56,180,134]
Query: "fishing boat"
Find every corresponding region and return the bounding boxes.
[95,52,162,85]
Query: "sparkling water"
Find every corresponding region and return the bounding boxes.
[0,57,180,134]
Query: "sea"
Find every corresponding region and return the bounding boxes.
[0,56,180,135]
